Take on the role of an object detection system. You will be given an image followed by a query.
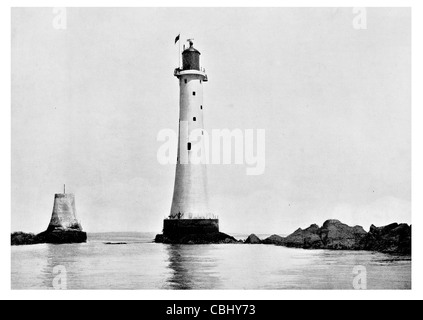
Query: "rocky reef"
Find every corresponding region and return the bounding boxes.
[361,223,411,254]
[154,219,411,254]
[11,229,87,246]
[261,234,284,245]
[244,234,261,244]
[11,232,38,246]
[276,220,368,250]
[259,219,411,254]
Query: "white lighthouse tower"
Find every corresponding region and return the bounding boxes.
[163,39,219,237]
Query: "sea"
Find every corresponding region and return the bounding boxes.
[11,232,411,290]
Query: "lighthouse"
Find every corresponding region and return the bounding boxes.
[163,39,219,237]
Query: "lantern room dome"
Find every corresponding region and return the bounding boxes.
[182,41,201,71]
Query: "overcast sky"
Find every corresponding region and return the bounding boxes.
[12,7,411,234]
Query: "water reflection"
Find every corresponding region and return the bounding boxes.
[12,233,411,289]
[41,243,84,289]
[165,244,221,290]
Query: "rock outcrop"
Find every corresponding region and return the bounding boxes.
[283,224,323,249]
[12,230,87,246]
[319,220,367,250]
[245,234,261,244]
[361,223,411,254]
[11,232,38,246]
[262,234,284,245]
[262,220,411,254]
[278,220,370,250]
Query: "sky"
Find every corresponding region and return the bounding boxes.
[11,7,411,235]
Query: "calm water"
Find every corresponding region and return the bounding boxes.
[11,232,411,290]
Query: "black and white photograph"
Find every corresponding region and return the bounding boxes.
[3,3,422,301]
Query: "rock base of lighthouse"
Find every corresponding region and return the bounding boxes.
[155,218,239,244]
[37,229,87,244]
[164,219,219,236]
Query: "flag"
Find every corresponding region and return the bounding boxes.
[174,34,180,44]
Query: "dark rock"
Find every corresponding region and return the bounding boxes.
[154,232,238,244]
[163,219,219,237]
[104,242,127,245]
[11,232,38,246]
[11,230,87,246]
[154,234,165,243]
[36,230,87,244]
[262,234,284,245]
[282,220,368,250]
[318,220,367,250]
[284,224,323,249]
[266,220,411,254]
[361,223,411,254]
[282,220,367,250]
[245,234,261,244]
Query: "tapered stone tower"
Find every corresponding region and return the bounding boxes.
[163,40,219,237]
[38,186,87,243]
[47,193,82,232]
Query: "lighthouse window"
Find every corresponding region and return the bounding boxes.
[187,142,191,151]
[184,79,187,84]
[193,117,196,121]
[200,80,202,84]
[200,105,202,110]
[193,91,196,96]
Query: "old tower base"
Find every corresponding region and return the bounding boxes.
[11,191,87,246]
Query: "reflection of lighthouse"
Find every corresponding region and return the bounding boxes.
[163,39,218,237]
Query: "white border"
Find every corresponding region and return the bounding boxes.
[1,0,421,300]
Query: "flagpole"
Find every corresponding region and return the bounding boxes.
[178,32,181,69]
